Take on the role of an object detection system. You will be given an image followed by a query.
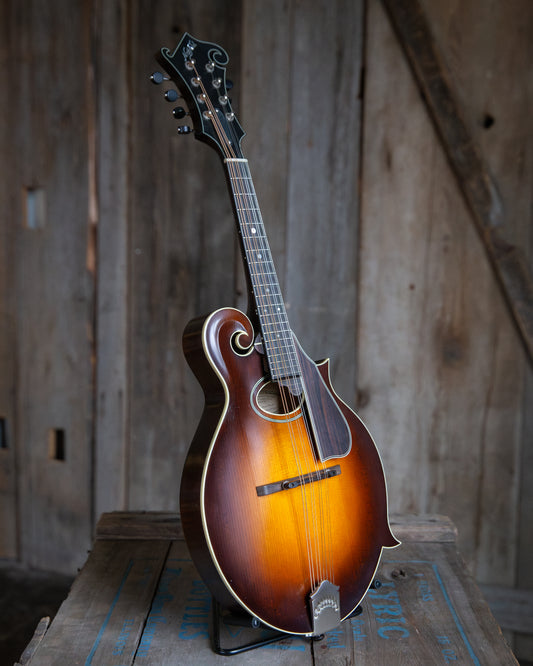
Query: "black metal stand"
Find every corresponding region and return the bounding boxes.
[210,580,379,656]
[211,598,289,656]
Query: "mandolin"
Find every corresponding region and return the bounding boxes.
[154,33,398,637]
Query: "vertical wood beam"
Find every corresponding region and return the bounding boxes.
[92,0,130,519]
[12,0,95,573]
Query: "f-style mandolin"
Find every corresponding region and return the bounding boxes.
[154,33,398,637]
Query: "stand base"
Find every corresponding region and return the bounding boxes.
[210,595,368,656]
[211,598,290,656]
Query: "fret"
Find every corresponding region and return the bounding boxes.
[259,322,292,333]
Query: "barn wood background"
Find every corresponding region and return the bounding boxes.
[0,0,532,659]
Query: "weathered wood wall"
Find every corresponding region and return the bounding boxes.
[0,0,531,659]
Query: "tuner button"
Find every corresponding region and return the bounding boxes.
[150,71,166,84]
[172,106,187,119]
[164,89,179,102]
[226,79,234,90]
[177,125,193,134]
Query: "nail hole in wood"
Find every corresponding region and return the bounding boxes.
[0,418,8,449]
[482,113,495,129]
[24,187,46,229]
[48,428,66,461]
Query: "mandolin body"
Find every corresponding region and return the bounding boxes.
[181,307,398,636]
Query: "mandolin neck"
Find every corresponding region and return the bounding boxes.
[225,158,301,391]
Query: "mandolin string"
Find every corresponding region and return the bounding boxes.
[228,158,321,588]
[189,70,326,584]
[230,159,331,590]
[231,154,333,587]
[227,145,334,590]
[221,107,334,590]
[193,62,334,592]
[229,159,315,561]
[196,89,324,585]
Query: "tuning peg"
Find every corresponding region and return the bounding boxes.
[172,106,187,119]
[226,79,234,90]
[177,125,193,135]
[150,71,168,85]
[164,89,179,102]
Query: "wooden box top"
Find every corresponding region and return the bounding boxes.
[18,513,517,665]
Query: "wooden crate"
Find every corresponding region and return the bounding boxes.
[17,513,517,665]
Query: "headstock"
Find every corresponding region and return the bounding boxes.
[153,33,245,160]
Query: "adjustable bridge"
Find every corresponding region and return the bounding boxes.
[256,464,341,497]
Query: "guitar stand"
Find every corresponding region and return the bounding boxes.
[211,598,290,655]
[209,593,372,656]
[210,580,379,656]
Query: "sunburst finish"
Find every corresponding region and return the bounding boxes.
[181,308,398,636]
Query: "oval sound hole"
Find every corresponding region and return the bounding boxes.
[256,381,300,416]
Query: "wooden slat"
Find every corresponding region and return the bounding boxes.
[242,0,364,403]
[132,541,312,665]
[12,0,94,573]
[0,0,18,559]
[285,0,363,402]
[517,371,533,661]
[239,0,292,313]
[93,0,130,517]
[480,584,533,635]
[381,0,533,364]
[16,617,50,666]
[389,514,457,543]
[351,542,518,664]
[96,511,183,540]
[25,539,170,665]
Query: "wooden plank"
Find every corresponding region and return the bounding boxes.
[239,0,292,313]
[358,0,524,592]
[126,0,242,511]
[284,0,364,403]
[132,541,312,665]
[479,584,533,635]
[25,539,171,665]
[516,371,533,660]
[242,0,364,404]
[389,514,457,543]
[16,617,51,666]
[348,542,518,664]
[381,0,533,365]
[92,0,130,517]
[0,0,19,559]
[12,0,94,573]
[96,511,183,540]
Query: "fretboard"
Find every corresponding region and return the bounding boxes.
[225,158,301,392]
